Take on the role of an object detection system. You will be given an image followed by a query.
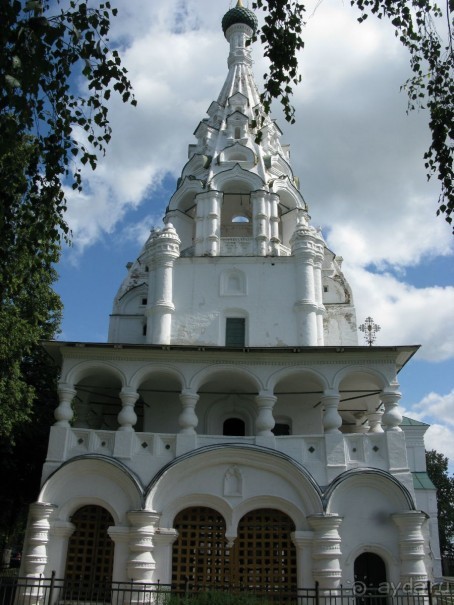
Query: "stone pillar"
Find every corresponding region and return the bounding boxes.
[178,390,199,434]
[321,390,342,434]
[381,390,403,431]
[290,221,319,345]
[147,224,180,345]
[308,514,343,590]
[269,193,280,243]
[251,191,270,256]
[206,191,222,256]
[23,503,56,579]
[108,526,130,584]
[313,240,326,346]
[118,387,139,431]
[127,511,160,585]
[54,383,76,427]
[292,531,314,588]
[194,194,206,256]
[392,511,429,583]
[367,408,384,433]
[152,529,179,585]
[49,521,75,578]
[255,391,276,436]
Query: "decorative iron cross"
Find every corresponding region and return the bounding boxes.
[359,316,381,346]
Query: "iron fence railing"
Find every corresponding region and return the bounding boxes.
[1,575,454,605]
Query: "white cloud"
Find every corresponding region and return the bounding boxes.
[424,424,454,462]
[414,390,454,426]
[402,390,454,467]
[346,267,454,361]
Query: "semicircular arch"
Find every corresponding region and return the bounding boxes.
[189,364,262,394]
[145,445,323,521]
[64,361,127,389]
[39,456,143,524]
[130,365,186,392]
[325,468,415,512]
[332,365,389,392]
[266,366,328,393]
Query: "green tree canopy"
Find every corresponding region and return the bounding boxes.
[0,0,135,437]
[426,449,454,555]
[253,0,453,229]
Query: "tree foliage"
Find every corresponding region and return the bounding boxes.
[252,0,454,230]
[0,345,58,549]
[0,0,135,437]
[426,449,454,555]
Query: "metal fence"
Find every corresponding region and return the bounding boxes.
[1,575,454,605]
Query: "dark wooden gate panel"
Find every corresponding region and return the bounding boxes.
[172,507,229,590]
[64,505,114,599]
[172,506,296,595]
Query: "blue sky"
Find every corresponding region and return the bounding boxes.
[55,0,454,468]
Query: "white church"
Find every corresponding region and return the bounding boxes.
[21,0,441,595]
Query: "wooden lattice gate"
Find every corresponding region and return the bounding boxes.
[64,505,114,599]
[171,506,297,594]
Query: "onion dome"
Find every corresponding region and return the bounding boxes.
[222,0,258,35]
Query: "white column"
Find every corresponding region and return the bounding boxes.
[108,526,130,583]
[22,503,56,579]
[367,408,384,433]
[381,390,403,431]
[48,521,75,578]
[252,191,270,256]
[269,193,280,242]
[313,240,325,346]
[308,514,343,590]
[118,387,139,431]
[152,529,179,585]
[148,224,180,345]
[321,390,342,434]
[290,222,319,345]
[392,511,429,583]
[194,194,206,256]
[54,383,76,427]
[178,390,199,434]
[206,191,222,256]
[127,511,160,585]
[292,531,314,588]
[255,391,276,436]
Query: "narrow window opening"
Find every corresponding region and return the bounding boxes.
[141,298,148,305]
[272,423,291,436]
[223,418,245,436]
[232,215,249,223]
[142,325,147,336]
[145,266,149,272]
[323,285,328,293]
[226,318,245,347]
[234,126,241,139]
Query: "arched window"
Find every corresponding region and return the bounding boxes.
[64,505,114,600]
[223,417,246,436]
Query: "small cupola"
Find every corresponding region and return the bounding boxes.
[222,0,258,36]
